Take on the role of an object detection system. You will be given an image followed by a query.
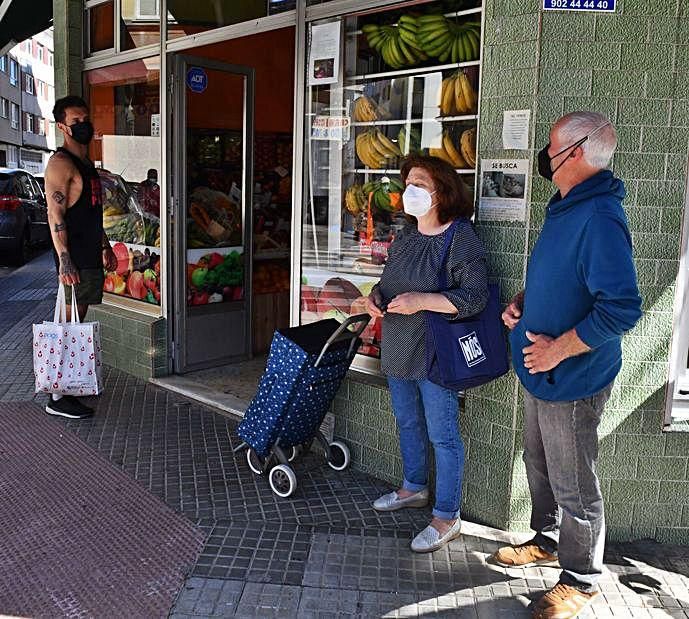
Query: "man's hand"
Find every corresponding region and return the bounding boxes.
[103,245,117,272]
[502,291,524,330]
[386,292,425,315]
[523,331,562,374]
[59,251,80,285]
[365,288,384,319]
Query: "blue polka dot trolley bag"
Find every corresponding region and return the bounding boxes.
[235,315,369,498]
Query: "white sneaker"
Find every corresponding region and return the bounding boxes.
[411,519,462,553]
[372,489,429,512]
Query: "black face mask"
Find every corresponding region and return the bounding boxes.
[69,120,94,145]
[537,135,588,181]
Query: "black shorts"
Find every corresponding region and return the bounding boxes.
[63,269,105,306]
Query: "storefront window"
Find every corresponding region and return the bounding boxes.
[84,57,162,306]
[300,1,482,361]
[86,1,115,54]
[166,0,294,40]
[120,0,161,50]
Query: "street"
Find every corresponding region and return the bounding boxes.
[0,251,687,618]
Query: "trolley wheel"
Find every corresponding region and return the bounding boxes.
[327,441,350,471]
[246,448,266,475]
[269,464,297,498]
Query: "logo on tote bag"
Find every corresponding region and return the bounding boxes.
[458,332,486,367]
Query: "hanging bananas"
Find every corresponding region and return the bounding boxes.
[361,177,405,212]
[428,129,475,170]
[414,16,481,63]
[397,125,422,156]
[344,184,367,215]
[439,71,478,116]
[355,129,402,169]
[353,96,380,122]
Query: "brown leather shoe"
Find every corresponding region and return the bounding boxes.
[532,583,598,618]
[491,540,559,568]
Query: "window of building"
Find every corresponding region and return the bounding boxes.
[121,0,161,51]
[86,0,115,54]
[49,52,53,67]
[0,56,6,72]
[37,116,45,135]
[9,59,18,86]
[37,80,46,99]
[0,98,7,118]
[37,44,44,62]
[166,1,292,41]
[6,145,17,166]
[10,103,18,128]
[25,113,33,133]
[25,73,34,95]
[85,57,162,306]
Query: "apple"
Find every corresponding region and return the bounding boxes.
[113,242,130,276]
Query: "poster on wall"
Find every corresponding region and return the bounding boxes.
[478,159,529,222]
[502,110,531,150]
[308,21,341,86]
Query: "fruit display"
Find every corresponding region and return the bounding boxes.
[362,177,404,212]
[187,251,244,306]
[353,95,382,122]
[428,128,475,168]
[362,13,480,70]
[440,70,478,116]
[253,262,290,294]
[355,129,402,169]
[397,125,422,156]
[344,184,367,215]
[104,241,161,305]
[187,187,242,248]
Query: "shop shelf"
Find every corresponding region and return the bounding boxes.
[347,168,475,174]
[351,115,478,127]
[346,60,481,83]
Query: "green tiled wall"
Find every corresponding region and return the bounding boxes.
[90,305,168,380]
[336,0,689,545]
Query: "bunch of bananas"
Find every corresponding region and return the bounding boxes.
[353,95,380,122]
[397,125,422,155]
[428,128,476,169]
[356,129,402,169]
[363,177,404,212]
[415,15,481,63]
[440,71,478,116]
[344,184,367,215]
[362,22,427,69]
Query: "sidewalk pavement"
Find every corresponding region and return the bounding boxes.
[1,253,688,618]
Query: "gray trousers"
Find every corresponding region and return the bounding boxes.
[523,383,613,592]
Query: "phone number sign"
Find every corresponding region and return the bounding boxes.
[543,0,615,11]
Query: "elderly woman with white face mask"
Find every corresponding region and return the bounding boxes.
[366,154,488,553]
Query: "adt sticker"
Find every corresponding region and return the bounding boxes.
[543,0,615,11]
[186,67,208,93]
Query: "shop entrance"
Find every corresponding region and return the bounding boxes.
[170,28,295,380]
[172,55,254,372]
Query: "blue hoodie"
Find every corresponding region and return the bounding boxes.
[510,170,642,401]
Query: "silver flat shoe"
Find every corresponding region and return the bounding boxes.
[372,489,429,512]
[411,518,462,553]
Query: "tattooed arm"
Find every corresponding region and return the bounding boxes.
[45,155,80,285]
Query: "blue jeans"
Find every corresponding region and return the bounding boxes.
[387,377,464,520]
[523,383,613,592]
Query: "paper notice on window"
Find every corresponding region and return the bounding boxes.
[478,159,529,222]
[502,110,531,150]
[308,21,341,86]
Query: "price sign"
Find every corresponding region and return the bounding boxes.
[543,0,615,11]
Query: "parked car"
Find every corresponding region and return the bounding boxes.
[0,168,51,264]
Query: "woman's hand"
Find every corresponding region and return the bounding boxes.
[502,291,524,330]
[365,289,384,318]
[386,292,426,315]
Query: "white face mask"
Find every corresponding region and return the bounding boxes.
[403,184,436,217]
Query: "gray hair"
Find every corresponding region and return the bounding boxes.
[555,111,618,169]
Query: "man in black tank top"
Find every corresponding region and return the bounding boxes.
[44,95,117,420]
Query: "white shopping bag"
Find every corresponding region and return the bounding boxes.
[33,284,103,396]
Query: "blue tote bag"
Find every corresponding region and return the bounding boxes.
[425,219,509,391]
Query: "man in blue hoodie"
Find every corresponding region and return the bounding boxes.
[490,111,642,619]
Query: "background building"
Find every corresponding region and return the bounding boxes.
[0,27,55,174]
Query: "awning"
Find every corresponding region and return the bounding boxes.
[0,0,52,55]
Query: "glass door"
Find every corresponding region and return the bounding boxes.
[172,55,254,372]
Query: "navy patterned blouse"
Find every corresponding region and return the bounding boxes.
[376,219,488,379]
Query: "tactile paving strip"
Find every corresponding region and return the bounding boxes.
[0,401,205,618]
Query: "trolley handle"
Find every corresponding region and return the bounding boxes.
[314,313,371,367]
